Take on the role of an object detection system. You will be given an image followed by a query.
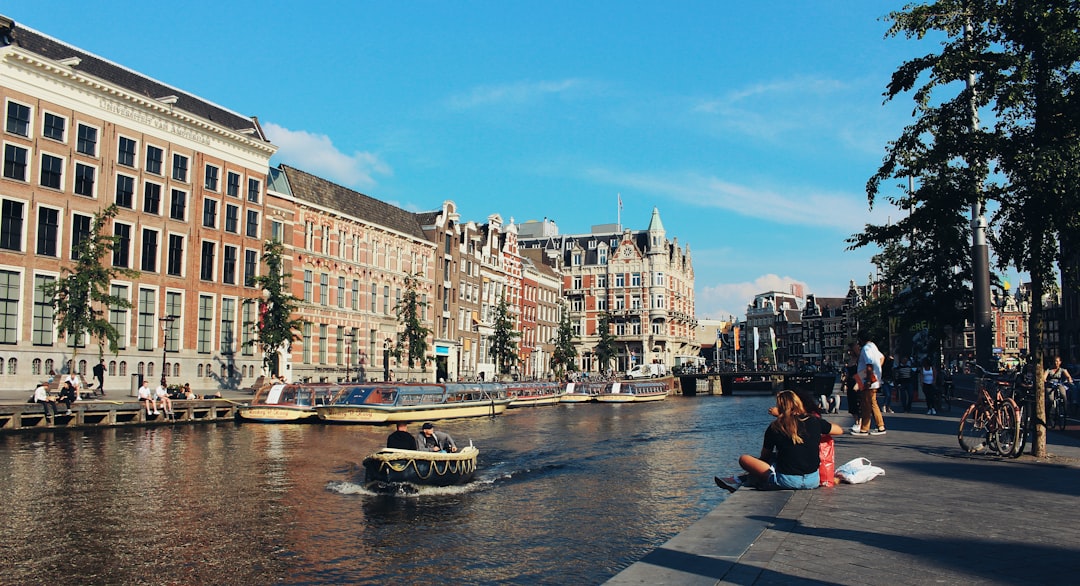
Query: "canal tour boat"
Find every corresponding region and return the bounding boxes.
[362,444,479,490]
[237,382,339,422]
[560,381,608,403]
[506,381,565,407]
[595,381,669,403]
[315,383,512,424]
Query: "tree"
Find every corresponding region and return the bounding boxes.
[251,240,303,377]
[393,273,432,372]
[550,304,578,377]
[594,313,618,374]
[488,296,519,377]
[41,205,139,367]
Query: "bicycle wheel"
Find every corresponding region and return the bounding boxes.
[1011,403,1029,458]
[940,388,952,414]
[991,400,1019,457]
[958,404,989,453]
[1052,397,1068,431]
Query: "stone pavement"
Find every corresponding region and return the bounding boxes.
[607,411,1080,585]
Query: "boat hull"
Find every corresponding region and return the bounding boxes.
[508,395,562,407]
[317,400,510,424]
[236,405,319,422]
[362,446,479,487]
[594,392,668,403]
[559,393,596,403]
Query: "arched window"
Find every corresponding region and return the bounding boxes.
[138,362,145,375]
[173,363,179,377]
[119,361,127,376]
[109,361,117,376]
[7,357,16,375]
[78,359,87,375]
[45,359,54,376]
[32,358,41,375]
[197,364,204,377]
[147,363,155,379]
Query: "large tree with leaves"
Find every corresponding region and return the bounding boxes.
[488,296,519,377]
[41,205,139,367]
[251,240,303,376]
[393,273,432,373]
[593,313,618,374]
[550,304,578,377]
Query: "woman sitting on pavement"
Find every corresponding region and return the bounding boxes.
[716,390,843,492]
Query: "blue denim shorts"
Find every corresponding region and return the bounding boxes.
[765,467,820,490]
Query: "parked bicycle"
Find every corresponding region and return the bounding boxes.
[958,365,1020,456]
[939,369,955,414]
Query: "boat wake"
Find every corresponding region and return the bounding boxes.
[326,478,483,497]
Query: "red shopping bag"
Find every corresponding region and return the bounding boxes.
[819,434,835,487]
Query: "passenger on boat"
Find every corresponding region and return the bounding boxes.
[386,422,418,450]
[416,422,458,453]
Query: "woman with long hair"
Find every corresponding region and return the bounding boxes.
[716,390,844,491]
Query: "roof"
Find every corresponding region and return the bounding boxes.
[277,165,428,241]
[2,16,263,137]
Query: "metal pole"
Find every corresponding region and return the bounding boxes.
[966,19,994,372]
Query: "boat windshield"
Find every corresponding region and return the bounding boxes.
[332,385,400,406]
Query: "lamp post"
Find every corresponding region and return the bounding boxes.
[383,337,393,381]
[159,315,176,387]
[345,329,354,383]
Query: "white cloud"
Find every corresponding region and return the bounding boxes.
[697,274,809,320]
[446,79,587,110]
[263,122,391,189]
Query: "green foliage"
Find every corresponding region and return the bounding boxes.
[251,240,303,376]
[393,273,431,370]
[488,296,519,375]
[593,313,618,372]
[550,305,578,376]
[41,205,139,361]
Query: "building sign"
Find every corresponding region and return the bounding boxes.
[99,98,211,145]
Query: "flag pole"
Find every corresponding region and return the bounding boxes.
[617,193,622,232]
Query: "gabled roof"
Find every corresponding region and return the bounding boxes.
[3,17,263,136]
[278,165,427,241]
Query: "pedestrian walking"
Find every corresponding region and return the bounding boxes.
[920,358,940,415]
[853,330,887,436]
[93,359,106,396]
[895,357,913,412]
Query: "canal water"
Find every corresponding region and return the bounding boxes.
[0,394,778,585]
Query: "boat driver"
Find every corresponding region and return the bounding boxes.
[386,422,418,450]
[416,422,458,453]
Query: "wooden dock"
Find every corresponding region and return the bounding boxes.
[0,399,242,433]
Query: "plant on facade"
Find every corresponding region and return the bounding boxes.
[859,0,1080,457]
[488,296,519,377]
[550,304,578,377]
[251,240,303,377]
[393,272,432,372]
[594,313,618,374]
[41,205,140,369]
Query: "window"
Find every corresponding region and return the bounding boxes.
[117,137,137,167]
[42,113,66,141]
[203,198,217,228]
[112,223,131,267]
[5,101,30,136]
[109,285,128,349]
[302,323,312,363]
[221,298,235,354]
[246,210,259,237]
[0,270,19,344]
[145,145,163,175]
[224,204,238,233]
[165,291,182,351]
[597,275,607,288]
[137,288,155,351]
[598,249,607,265]
[226,171,240,197]
[338,277,346,308]
[143,182,161,214]
[32,274,55,346]
[0,200,24,251]
[244,249,257,287]
[70,214,91,259]
[247,177,260,203]
[320,273,329,306]
[223,245,237,284]
[40,153,63,189]
[572,252,582,266]
[242,300,255,356]
[371,282,377,312]
[271,220,283,243]
[384,285,390,314]
[115,175,134,208]
[572,276,582,290]
[140,229,158,272]
[654,272,665,286]
[172,154,188,182]
[169,189,186,220]
[198,295,213,353]
[615,274,625,288]
[74,163,95,197]
[319,324,328,364]
[200,241,215,281]
[76,124,97,156]
[352,280,359,311]
[303,271,313,302]
[167,234,184,276]
[631,273,641,287]
[36,207,59,257]
[3,144,27,180]
[204,164,219,191]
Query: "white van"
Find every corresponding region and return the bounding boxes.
[625,364,662,379]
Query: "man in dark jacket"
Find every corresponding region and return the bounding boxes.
[386,422,418,450]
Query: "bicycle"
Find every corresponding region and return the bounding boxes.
[1046,381,1069,431]
[958,365,1020,456]
[938,370,955,414]
[1009,378,1036,458]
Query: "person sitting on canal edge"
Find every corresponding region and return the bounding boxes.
[138,380,156,415]
[715,390,843,492]
[183,383,196,400]
[387,422,418,450]
[416,422,458,453]
[155,382,173,418]
[33,380,57,420]
[57,381,77,416]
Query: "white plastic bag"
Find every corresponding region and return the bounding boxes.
[835,457,885,484]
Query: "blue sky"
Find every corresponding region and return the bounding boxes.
[10,1,969,319]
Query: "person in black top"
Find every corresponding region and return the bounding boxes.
[93,359,106,396]
[716,390,843,491]
[386,422,418,450]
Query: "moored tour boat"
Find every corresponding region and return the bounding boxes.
[362,445,479,490]
[595,381,669,403]
[506,381,564,407]
[315,382,512,424]
[237,382,339,422]
[560,381,608,403]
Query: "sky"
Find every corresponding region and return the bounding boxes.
[8,1,986,320]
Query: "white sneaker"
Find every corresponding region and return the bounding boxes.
[154,410,160,415]
[851,423,861,432]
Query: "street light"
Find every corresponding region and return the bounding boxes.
[159,315,177,387]
[383,337,394,381]
[345,329,355,383]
